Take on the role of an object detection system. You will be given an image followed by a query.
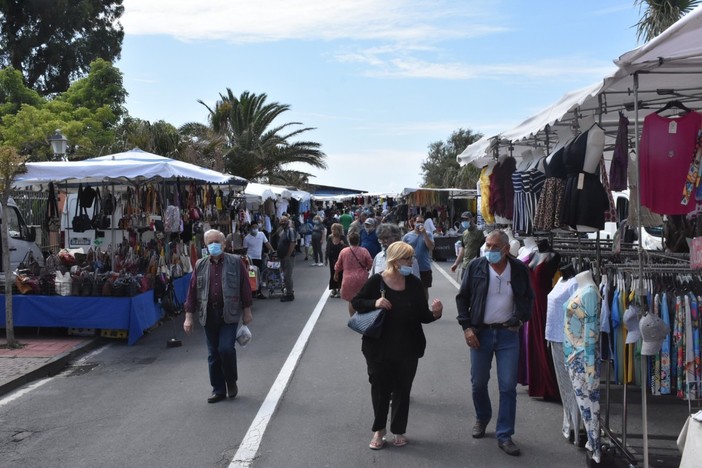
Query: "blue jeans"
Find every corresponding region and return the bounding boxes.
[470,328,520,442]
[204,319,239,395]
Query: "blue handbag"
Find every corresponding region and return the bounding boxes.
[347,281,386,338]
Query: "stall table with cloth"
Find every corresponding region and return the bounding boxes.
[0,274,191,345]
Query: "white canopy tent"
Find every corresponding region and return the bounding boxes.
[16,148,247,186]
[458,5,702,167]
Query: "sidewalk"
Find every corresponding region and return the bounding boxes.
[0,332,100,397]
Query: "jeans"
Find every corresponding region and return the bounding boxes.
[311,236,323,263]
[204,319,239,395]
[281,255,294,295]
[470,328,520,442]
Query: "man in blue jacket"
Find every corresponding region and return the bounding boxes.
[456,230,534,457]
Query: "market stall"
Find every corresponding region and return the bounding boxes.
[455,7,702,466]
[5,148,245,345]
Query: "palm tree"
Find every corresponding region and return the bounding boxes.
[198,89,327,182]
[634,0,700,42]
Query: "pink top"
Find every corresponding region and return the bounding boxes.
[639,111,702,215]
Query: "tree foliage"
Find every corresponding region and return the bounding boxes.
[634,0,700,42]
[0,60,125,159]
[421,128,482,189]
[0,145,26,348]
[199,89,327,182]
[0,0,124,95]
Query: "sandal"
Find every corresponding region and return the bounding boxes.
[393,434,408,447]
[369,430,386,450]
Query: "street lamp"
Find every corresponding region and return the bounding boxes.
[48,129,68,161]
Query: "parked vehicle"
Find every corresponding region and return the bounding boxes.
[0,197,44,271]
[588,190,663,250]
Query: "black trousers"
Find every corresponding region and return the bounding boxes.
[365,356,419,434]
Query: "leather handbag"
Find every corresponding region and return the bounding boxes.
[347,280,386,338]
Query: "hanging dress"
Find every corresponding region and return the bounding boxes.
[564,283,602,463]
[533,147,567,231]
[527,252,561,400]
[479,166,495,225]
[560,126,609,231]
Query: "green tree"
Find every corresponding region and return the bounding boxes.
[634,0,700,42]
[113,117,181,158]
[0,145,26,348]
[0,0,124,95]
[199,89,327,182]
[0,67,43,117]
[421,128,482,188]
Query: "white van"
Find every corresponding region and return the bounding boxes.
[1,197,44,271]
[588,190,663,250]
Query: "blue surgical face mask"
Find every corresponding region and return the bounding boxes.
[461,221,470,229]
[207,242,223,256]
[250,229,258,236]
[485,250,503,264]
[399,265,413,276]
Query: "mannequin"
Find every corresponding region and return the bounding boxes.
[517,149,535,171]
[574,270,596,289]
[518,237,538,263]
[560,114,608,233]
[545,264,580,443]
[504,228,520,257]
[563,268,601,462]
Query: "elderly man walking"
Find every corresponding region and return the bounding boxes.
[456,230,534,456]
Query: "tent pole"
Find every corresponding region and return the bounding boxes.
[634,71,650,468]
[110,182,116,272]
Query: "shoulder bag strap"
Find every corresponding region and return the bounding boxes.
[348,246,366,269]
[93,187,102,218]
[46,182,59,219]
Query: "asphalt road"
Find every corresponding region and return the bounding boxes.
[0,255,684,467]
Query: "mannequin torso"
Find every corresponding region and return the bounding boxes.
[575,270,596,289]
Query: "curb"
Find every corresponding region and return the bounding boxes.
[0,338,105,398]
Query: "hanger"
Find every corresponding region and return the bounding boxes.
[656,100,692,114]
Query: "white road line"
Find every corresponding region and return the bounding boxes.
[0,343,111,408]
[230,287,332,468]
[433,261,462,290]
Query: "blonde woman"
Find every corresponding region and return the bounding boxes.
[351,241,443,450]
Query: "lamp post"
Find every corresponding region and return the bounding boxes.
[48,129,68,161]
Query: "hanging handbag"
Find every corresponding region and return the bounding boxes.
[92,188,111,230]
[347,280,386,338]
[45,182,61,232]
[72,184,93,232]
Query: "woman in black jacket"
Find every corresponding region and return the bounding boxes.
[351,241,443,450]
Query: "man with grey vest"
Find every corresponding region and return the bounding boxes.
[184,229,253,403]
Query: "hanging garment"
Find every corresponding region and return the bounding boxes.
[564,284,602,463]
[490,156,516,221]
[479,166,495,225]
[533,147,567,231]
[639,111,702,215]
[546,277,580,441]
[560,126,609,231]
[599,157,618,223]
[527,254,561,400]
[512,170,527,233]
[661,292,672,395]
[675,295,685,398]
[523,167,545,235]
[609,113,630,191]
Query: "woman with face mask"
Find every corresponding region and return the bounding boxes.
[351,241,443,451]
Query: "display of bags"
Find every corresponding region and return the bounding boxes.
[45,182,61,232]
[72,184,93,232]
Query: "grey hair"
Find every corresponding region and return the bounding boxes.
[487,229,509,248]
[376,223,401,241]
[204,229,226,243]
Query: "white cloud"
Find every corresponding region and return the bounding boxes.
[336,52,617,81]
[121,0,505,44]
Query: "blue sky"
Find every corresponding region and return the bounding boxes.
[116,0,642,193]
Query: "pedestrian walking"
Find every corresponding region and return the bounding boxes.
[335,231,372,316]
[402,214,434,299]
[351,241,443,450]
[243,221,273,299]
[325,223,347,297]
[311,215,326,265]
[455,229,534,456]
[183,229,253,403]
[276,215,297,302]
